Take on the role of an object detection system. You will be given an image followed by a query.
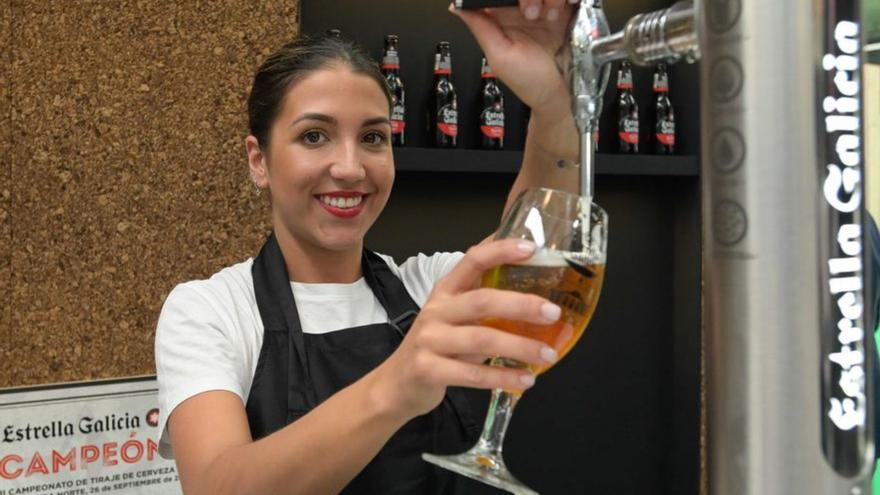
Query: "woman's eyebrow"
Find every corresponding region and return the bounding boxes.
[290,113,336,128]
[363,117,391,127]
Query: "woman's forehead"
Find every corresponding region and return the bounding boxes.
[279,66,388,120]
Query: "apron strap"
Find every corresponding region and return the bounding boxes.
[251,233,318,411]
[362,249,421,335]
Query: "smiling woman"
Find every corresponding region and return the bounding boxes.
[155,2,586,492]
[244,44,396,282]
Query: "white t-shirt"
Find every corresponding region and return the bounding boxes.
[154,251,463,459]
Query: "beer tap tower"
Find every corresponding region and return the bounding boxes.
[459,0,875,492]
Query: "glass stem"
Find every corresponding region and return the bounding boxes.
[474,387,521,460]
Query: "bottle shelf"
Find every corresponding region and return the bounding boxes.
[393,147,699,176]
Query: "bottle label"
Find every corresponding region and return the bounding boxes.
[654,72,669,92]
[481,58,494,78]
[391,104,405,134]
[382,50,400,70]
[480,108,505,138]
[438,105,458,137]
[619,118,639,144]
[434,54,452,75]
[617,71,633,89]
[656,120,675,145]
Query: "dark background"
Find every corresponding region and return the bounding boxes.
[302,1,702,493]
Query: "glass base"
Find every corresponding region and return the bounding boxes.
[422,450,538,495]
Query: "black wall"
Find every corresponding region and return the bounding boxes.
[302,2,702,493]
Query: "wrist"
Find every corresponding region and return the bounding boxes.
[527,108,579,161]
[363,363,413,427]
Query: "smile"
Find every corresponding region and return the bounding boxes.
[315,193,368,219]
[318,194,363,208]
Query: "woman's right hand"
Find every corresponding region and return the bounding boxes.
[373,239,563,420]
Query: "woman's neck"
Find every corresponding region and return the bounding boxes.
[273,226,363,284]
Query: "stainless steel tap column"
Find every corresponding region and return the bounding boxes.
[700,0,874,493]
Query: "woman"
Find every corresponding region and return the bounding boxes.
[156,1,582,493]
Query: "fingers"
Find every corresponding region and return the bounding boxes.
[420,323,559,369]
[438,288,561,326]
[434,239,536,294]
[519,0,543,20]
[540,0,567,22]
[518,0,570,21]
[414,353,537,392]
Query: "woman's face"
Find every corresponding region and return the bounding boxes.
[258,64,394,253]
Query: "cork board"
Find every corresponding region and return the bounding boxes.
[0,1,301,387]
[1,0,12,384]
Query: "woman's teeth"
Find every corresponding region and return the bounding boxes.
[319,195,363,208]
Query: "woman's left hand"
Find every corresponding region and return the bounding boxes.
[450,0,577,119]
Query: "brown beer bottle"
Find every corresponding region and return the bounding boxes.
[479,57,504,150]
[429,41,457,148]
[616,60,639,153]
[653,63,676,154]
[381,35,405,146]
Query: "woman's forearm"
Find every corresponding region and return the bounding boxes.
[504,107,581,217]
[191,370,407,495]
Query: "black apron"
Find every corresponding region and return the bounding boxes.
[245,233,500,494]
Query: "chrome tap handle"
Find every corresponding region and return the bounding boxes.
[591,1,700,67]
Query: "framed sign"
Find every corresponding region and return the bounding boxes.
[0,376,181,495]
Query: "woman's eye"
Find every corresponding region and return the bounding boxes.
[302,131,327,145]
[363,132,386,145]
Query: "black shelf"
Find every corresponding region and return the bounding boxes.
[393,147,699,176]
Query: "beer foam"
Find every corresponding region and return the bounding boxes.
[517,249,604,267]
[517,250,570,267]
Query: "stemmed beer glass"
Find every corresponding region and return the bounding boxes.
[422,187,609,494]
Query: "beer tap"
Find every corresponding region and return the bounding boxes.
[456,0,701,200]
[568,0,611,200]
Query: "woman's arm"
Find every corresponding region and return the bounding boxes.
[168,370,405,495]
[165,240,560,495]
[452,1,581,220]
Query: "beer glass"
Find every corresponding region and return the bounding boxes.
[423,187,608,494]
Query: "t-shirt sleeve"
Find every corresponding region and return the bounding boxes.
[154,282,249,459]
[395,251,465,307]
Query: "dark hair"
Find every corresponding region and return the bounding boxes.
[247,36,392,150]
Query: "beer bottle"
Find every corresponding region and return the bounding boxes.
[325,29,342,39]
[653,63,676,154]
[382,35,405,146]
[429,41,458,148]
[478,56,504,150]
[616,60,639,153]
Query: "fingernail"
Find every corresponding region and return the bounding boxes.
[524,5,541,20]
[541,346,558,364]
[517,240,536,254]
[546,8,559,21]
[568,0,580,4]
[520,373,536,387]
[541,302,561,321]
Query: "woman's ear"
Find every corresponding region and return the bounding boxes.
[246,135,269,189]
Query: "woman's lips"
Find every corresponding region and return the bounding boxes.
[315,193,367,219]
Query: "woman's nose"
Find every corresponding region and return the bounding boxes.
[329,141,366,182]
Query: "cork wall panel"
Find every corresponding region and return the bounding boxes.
[1,1,12,383]
[2,1,300,387]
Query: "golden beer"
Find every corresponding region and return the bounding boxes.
[480,250,605,374]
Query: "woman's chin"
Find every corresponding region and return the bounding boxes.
[316,232,366,253]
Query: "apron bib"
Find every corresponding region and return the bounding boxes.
[245,233,499,494]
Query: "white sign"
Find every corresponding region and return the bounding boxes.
[0,377,181,495]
